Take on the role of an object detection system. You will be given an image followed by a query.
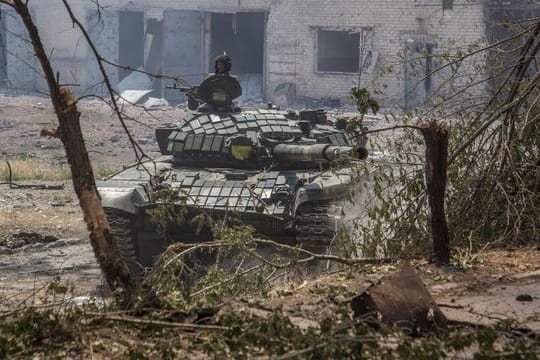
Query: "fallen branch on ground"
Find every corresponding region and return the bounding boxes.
[87,313,229,331]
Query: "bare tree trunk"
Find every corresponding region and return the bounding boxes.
[6,0,135,304]
[421,122,451,265]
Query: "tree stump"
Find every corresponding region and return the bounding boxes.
[421,122,451,265]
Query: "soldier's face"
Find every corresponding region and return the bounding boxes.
[216,61,226,74]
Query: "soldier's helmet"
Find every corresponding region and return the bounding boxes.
[215,54,232,74]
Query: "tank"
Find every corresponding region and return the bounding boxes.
[97,75,368,275]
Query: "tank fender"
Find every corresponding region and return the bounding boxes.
[292,181,347,216]
[98,185,149,215]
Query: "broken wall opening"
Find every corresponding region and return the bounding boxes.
[145,18,163,80]
[118,10,145,81]
[405,40,437,108]
[210,12,266,101]
[485,2,540,91]
[317,30,360,73]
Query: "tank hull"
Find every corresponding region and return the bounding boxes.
[98,156,359,270]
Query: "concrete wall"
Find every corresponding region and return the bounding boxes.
[279,0,486,107]
[2,0,488,107]
[1,6,37,90]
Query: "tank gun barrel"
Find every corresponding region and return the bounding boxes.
[272,144,363,163]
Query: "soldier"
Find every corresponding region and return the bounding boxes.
[185,55,233,110]
[214,54,232,76]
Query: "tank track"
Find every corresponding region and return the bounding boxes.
[295,202,338,253]
[104,208,143,277]
[105,208,216,280]
[104,202,340,276]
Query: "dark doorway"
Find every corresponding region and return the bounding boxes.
[118,11,145,81]
[485,2,540,91]
[0,14,7,85]
[405,42,436,108]
[210,12,266,101]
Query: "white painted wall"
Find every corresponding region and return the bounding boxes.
[3,0,487,107]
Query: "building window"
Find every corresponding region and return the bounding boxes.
[442,0,453,10]
[317,30,360,73]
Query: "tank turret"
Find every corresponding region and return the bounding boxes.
[157,76,367,170]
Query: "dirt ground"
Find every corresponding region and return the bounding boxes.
[0,93,184,167]
[0,93,180,309]
[1,94,539,333]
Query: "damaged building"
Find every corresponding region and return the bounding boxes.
[0,0,536,107]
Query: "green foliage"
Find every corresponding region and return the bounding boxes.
[142,220,277,312]
[447,330,475,351]
[201,311,378,359]
[345,124,431,259]
[2,297,540,358]
[350,87,380,115]
[343,19,540,260]
[396,335,445,360]
[147,187,187,235]
[0,308,77,358]
[444,105,540,246]
[342,87,381,143]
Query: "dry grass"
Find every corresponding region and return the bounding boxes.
[0,210,86,239]
[0,158,70,181]
[0,158,118,181]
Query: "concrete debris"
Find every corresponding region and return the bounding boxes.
[143,97,169,109]
[116,69,152,93]
[34,139,62,150]
[236,73,263,103]
[137,138,153,145]
[273,82,296,108]
[0,122,15,131]
[116,69,155,106]
[351,262,447,334]
[109,135,121,143]
[118,89,153,106]
[69,296,106,308]
[50,201,66,207]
